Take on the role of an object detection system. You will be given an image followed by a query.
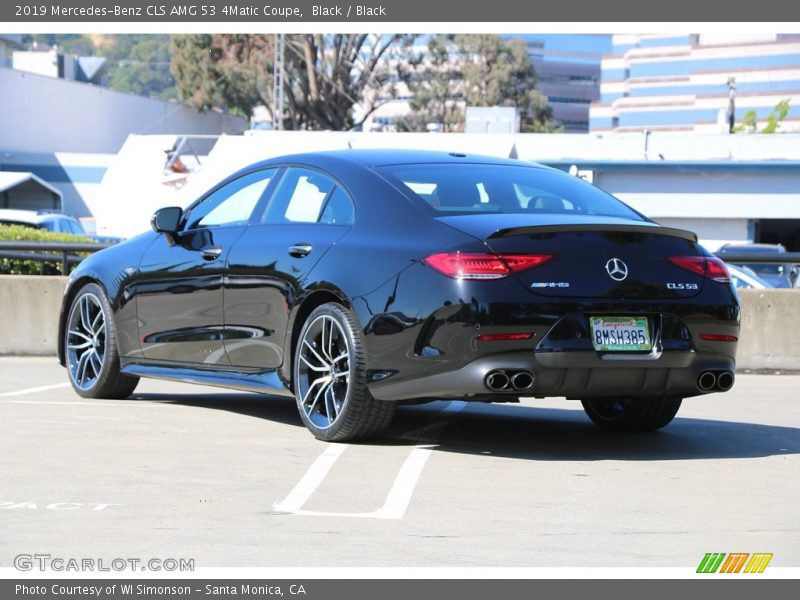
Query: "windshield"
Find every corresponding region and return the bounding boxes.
[377,163,644,220]
[744,263,787,278]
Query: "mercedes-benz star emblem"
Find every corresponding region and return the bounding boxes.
[605,258,629,281]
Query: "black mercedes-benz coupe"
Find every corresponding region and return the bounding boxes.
[58,150,739,441]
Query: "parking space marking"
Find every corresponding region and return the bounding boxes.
[273,443,350,514]
[0,399,171,407]
[5,419,85,425]
[0,383,70,397]
[273,401,466,519]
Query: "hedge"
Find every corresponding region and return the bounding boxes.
[0,224,95,275]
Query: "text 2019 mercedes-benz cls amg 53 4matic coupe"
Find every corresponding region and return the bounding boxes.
[58,150,740,441]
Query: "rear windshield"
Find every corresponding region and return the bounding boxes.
[376,163,644,220]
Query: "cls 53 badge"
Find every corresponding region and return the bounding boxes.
[666,282,699,290]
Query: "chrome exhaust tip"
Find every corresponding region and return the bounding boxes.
[697,371,717,392]
[510,371,534,391]
[485,370,510,392]
[716,371,735,392]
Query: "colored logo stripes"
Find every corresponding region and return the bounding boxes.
[697,552,773,573]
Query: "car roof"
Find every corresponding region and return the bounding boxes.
[249,149,549,170]
[0,209,60,224]
[719,243,786,254]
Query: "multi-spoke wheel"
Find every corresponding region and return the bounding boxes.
[581,396,682,432]
[64,283,138,399]
[293,303,394,442]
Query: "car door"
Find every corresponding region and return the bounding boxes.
[223,166,355,369]
[135,168,277,365]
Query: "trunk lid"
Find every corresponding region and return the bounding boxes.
[437,214,706,299]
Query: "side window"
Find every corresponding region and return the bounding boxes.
[261,168,335,224]
[319,187,355,225]
[185,169,276,230]
[68,220,84,235]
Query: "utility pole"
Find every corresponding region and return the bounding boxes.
[272,33,285,130]
[727,77,736,134]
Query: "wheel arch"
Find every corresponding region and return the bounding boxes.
[57,275,108,366]
[281,285,353,385]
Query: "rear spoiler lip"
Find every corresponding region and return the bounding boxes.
[488,223,698,243]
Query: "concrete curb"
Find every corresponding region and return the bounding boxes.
[0,276,797,371]
[0,275,67,356]
[737,289,800,370]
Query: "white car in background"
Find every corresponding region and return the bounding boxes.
[727,264,773,289]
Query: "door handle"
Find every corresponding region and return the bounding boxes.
[288,243,313,258]
[201,246,223,260]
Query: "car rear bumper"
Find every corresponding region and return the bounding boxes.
[368,350,736,401]
[357,263,740,402]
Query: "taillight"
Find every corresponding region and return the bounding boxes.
[667,256,731,283]
[422,252,553,280]
[705,257,731,282]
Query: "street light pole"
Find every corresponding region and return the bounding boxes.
[727,77,736,134]
[272,33,285,130]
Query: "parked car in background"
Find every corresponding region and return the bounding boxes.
[727,264,773,289]
[0,209,86,236]
[717,243,798,288]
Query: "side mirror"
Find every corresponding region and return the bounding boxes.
[151,206,183,235]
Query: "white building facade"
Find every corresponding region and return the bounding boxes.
[591,34,800,133]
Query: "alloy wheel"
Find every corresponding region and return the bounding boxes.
[296,314,351,429]
[66,293,107,391]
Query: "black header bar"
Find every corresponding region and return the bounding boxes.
[3,0,800,22]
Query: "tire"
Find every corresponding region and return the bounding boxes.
[580,396,682,432]
[63,282,139,399]
[293,303,395,442]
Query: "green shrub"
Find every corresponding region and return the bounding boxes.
[0,224,95,275]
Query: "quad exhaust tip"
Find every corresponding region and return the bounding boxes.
[697,370,735,392]
[716,370,735,391]
[510,371,534,391]
[485,370,510,392]
[485,369,535,392]
[697,371,717,392]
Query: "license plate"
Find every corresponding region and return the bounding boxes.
[589,316,651,352]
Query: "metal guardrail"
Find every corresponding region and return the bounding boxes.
[714,252,800,264]
[0,241,112,275]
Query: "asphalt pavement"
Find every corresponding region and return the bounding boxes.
[1,357,798,568]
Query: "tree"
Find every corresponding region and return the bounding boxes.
[399,35,465,132]
[171,34,270,117]
[53,34,94,56]
[735,99,791,134]
[170,34,409,129]
[456,35,558,133]
[107,36,176,100]
[23,34,177,100]
[400,34,558,133]
[762,99,791,133]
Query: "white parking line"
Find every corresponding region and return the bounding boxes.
[273,400,467,519]
[0,399,172,407]
[5,419,84,425]
[273,443,350,513]
[0,383,70,398]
